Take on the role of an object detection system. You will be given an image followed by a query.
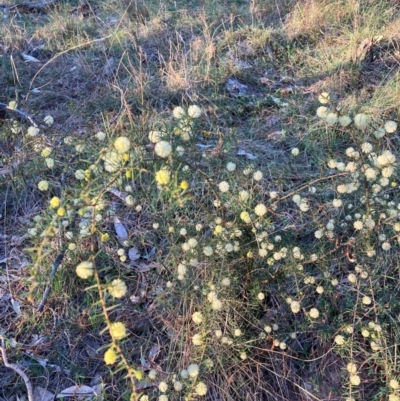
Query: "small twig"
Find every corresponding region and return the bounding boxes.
[37,251,65,312]
[0,338,34,401]
[0,102,36,126]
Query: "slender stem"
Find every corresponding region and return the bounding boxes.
[0,338,34,401]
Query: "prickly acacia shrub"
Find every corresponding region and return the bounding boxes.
[18,97,400,400]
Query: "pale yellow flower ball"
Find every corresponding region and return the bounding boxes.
[188,105,202,118]
[240,211,251,223]
[155,169,171,185]
[349,374,361,386]
[346,362,357,374]
[173,106,185,119]
[309,308,319,319]
[385,120,397,133]
[27,126,39,137]
[45,158,54,168]
[316,106,328,119]
[96,131,106,141]
[44,115,54,126]
[354,113,368,129]
[334,335,345,345]
[114,136,131,154]
[110,322,128,340]
[104,347,117,365]
[203,246,213,256]
[219,181,230,192]
[148,130,162,143]
[254,203,267,217]
[234,329,242,337]
[195,382,208,396]
[390,379,399,390]
[174,381,183,391]
[253,170,263,181]
[108,279,127,298]
[257,292,265,300]
[75,169,85,180]
[76,261,94,279]
[155,141,172,158]
[291,148,299,156]
[339,115,352,127]
[192,312,203,324]
[158,381,168,392]
[104,150,122,172]
[41,147,52,157]
[290,300,301,313]
[49,196,61,209]
[326,112,338,125]
[211,299,223,310]
[362,296,372,305]
[187,363,199,377]
[318,92,330,104]
[38,180,49,191]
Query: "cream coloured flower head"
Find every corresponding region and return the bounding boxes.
[290,300,301,313]
[158,381,168,392]
[188,105,202,118]
[41,147,52,157]
[219,181,230,192]
[347,362,357,374]
[76,261,94,279]
[110,322,128,340]
[325,112,338,125]
[75,169,85,180]
[316,106,328,119]
[349,374,361,386]
[253,170,263,181]
[187,363,199,377]
[309,308,319,319]
[148,130,162,143]
[44,115,54,126]
[27,126,39,137]
[108,279,127,298]
[384,120,397,133]
[203,246,213,256]
[354,113,368,129]
[339,115,352,127]
[194,382,207,396]
[38,180,49,191]
[291,147,299,156]
[318,92,330,104]
[96,131,106,141]
[104,150,122,172]
[155,141,172,158]
[240,211,251,223]
[334,335,345,345]
[192,312,203,324]
[173,106,186,119]
[114,136,131,154]
[226,162,236,171]
[254,203,267,217]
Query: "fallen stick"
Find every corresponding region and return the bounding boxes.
[0,0,59,13]
[0,338,34,401]
[0,102,36,126]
